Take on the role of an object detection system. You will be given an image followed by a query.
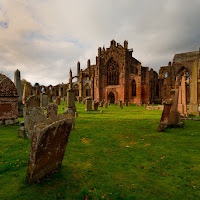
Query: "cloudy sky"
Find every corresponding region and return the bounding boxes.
[0,0,200,86]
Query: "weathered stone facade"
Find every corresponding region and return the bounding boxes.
[0,73,18,125]
[70,40,158,104]
[16,40,200,116]
[158,50,200,115]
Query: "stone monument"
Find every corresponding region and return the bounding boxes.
[14,69,24,117]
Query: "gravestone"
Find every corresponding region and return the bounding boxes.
[157,100,172,132]
[23,107,46,139]
[104,102,108,108]
[65,89,76,118]
[22,83,29,105]
[85,98,93,111]
[125,100,128,106]
[14,69,24,117]
[56,96,61,105]
[26,114,74,183]
[48,94,53,103]
[66,89,76,112]
[157,87,182,132]
[99,101,103,107]
[40,93,48,109]
[47,103,58,118]
[26,95,40,108]
[93,102,99,111]
[168,89,181,125]
[18,126,26,138]
[118,100,122,108]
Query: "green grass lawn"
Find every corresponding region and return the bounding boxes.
[0,102,200,200]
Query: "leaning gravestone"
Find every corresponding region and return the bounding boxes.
[157,100,172,132]
[47,103,58,118]
[26,95,40,107]
[26,114,74,183]
[23,107,46,139]
[157,88,182,132]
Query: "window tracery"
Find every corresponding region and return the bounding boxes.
[106,58,119,85]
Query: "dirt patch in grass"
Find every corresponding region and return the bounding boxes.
[81,137,90,144]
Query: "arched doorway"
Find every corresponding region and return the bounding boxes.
[108,92,115,103]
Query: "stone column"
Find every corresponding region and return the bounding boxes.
[59,87,62,97]
[14,69,24,117]
[14,69,22,103]
[79,70,83,98]
[181,74,187,116]
[189,60,199,116]
[178,85,183,114]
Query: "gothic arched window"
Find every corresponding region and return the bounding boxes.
[107,58,119,85]
[132,79,136,97]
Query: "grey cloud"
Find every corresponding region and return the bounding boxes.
[0,0,200,84]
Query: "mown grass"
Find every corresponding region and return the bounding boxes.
[0,102,200,200]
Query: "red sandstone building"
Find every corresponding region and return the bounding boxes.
[29,40,200,115]
[71,40,158,104]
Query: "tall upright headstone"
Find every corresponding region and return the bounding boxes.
[65,89,76,116]
[14,69,24,117]
[85,98,93,111]
[40,93,48,109]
